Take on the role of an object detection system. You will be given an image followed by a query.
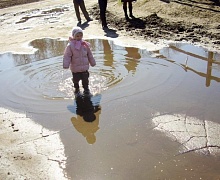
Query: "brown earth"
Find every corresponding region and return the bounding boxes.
[0,0,42,9]
[0,0,219,178]
[0,0,220,50]
[94,0,220,50]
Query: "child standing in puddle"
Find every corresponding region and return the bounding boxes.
[63,27,96,95]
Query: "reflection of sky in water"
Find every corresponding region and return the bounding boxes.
[153,43,220,87]
[0,53,16,71]
[0,38,220,180]
[0,39,220,116]
[1,4,220,178]
[0,38,150,100]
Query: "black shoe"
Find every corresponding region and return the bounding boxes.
[102,25,108,30]
[74,88,80,94]
[83,89,91,96]
[77,21,81,26]
[84,89,90,93]
[130,14,135,19]
[87,17,93,22]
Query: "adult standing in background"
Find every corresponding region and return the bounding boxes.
[122,0,136,20]
[98,0,108,29]
[73,0,93,25]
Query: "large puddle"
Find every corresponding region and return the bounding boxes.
[0,39,220,179]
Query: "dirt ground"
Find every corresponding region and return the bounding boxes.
[0,0,220,51]
[97,0,220,50]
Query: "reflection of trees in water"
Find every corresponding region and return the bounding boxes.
[30,38,67,61]
[185,51,220,87]
[12,54,35,66]
[161,43,210,59]
[2,38,146,80]
[3,38,219,88]
[153,43,220,87]
[8,38,67,66]
[0,52,36,67]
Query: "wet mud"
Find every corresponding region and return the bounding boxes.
[0,0,42,9]
[90,4,220,50]
[0,38,220,179]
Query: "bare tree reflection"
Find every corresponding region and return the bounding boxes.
[151,44,220,87]
[30,38,67,61]
[1,38,67,67]
[206,51,214,86]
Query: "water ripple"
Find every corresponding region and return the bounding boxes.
[0,39,155,112]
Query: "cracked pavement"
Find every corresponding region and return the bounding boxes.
[152,113,220,156]
[0,108,67,179]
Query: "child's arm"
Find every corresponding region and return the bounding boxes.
[63,45,72,69]
[83,42,96,67]
[87,46,96,67]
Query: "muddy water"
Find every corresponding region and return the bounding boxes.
[0,39,220,179]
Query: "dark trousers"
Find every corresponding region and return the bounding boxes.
[98,0,107,27]
[123,1,133,16]
[72,71,89,90]
[73,0,90,21]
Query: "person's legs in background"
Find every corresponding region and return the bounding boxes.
[98,0,108,29]
[73,0,81,23]
[123,1,129,20]
[128,1,134,18]
[123,0,135,20]
[79,0,93,21]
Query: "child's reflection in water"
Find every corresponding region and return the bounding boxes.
[69,94,101,144]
